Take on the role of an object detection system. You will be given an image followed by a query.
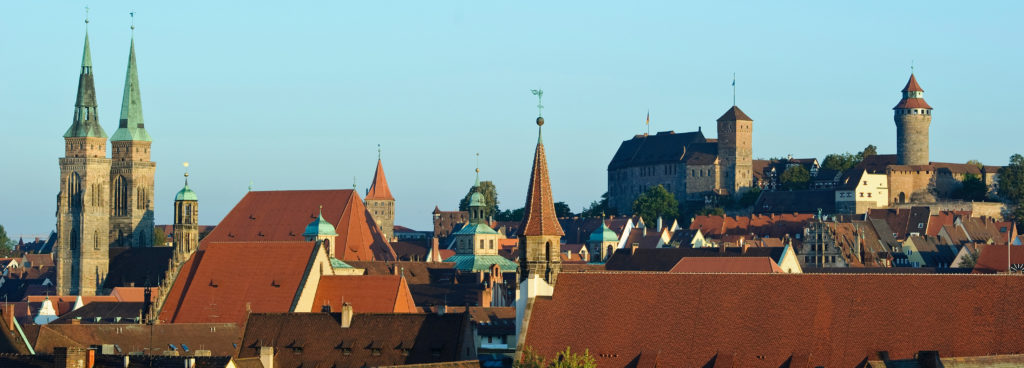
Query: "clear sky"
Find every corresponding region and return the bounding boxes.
[2,1,1022,238]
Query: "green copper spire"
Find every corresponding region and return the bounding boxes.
[64,31,107,139]
[111,36,152,142]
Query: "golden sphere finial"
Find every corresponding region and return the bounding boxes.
[536,117,544,126]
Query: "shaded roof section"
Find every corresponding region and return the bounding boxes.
[365,158,395,200]
[520,134,564,237]
[525,272,1024,367]
[312,275,417,313]
[111,37,151,142]
[64,32,107,139]
[753,190,836,214]
[51,302,145,324]
[716,105,752,121]
[158,241,319,324]
[238,312,474,367]
[608,131,707,169]
[103,247,173,289]
[202,189,395,261]
[0,355,231,368]
[670,257,784,273]
[32,322,240,356]
[604,247,787,272]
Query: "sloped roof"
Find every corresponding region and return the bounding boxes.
[238,312,473,367]
[311,275,417,313]
[520,138,564,237]
[524,272,1024,367]
[604,247,786,272]
[202,189,395,261]
[669,257,783,273]
[158,241,319,324]
[753,190,836,214]
[973,245,1024,274]
[682,142,719,165]
[443,254,518,273]
[902,74,924,92]
[608,131,707,170]
[716,105,752,121]
[32,323,240,356]
[365,159,395,200]
[51,302,145,324]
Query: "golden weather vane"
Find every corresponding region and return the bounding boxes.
[530,89,544,117]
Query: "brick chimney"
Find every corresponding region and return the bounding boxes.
[340,302,353,328]
[3,303,14,331]
[259,346,274,368]
[430,238,441,262]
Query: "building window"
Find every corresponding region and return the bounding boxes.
[489,240,494,249]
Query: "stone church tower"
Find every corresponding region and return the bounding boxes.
[519,117,565,285]
[365,155,395,241]
[57,31,111,296]
[172,172,198,265]
[109,36,155,248]
[717,106,754,195]
[894,74,932,166]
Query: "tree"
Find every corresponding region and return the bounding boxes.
[153,226,167,246]
[515,347,596,368]
[821,153,857,172]
[780,165,810,190]
[579,192,615,218]
[737,186,762,208]
[998,154,1024,204]
[554,202,573,218]
[0,225,16,258]
[631,185,679,223]
[458,180,500,218]
[953,174,987,202]
[967,159,984,171]
[696,206,725,216]
[859,144,877,159]
[495,207,524,222]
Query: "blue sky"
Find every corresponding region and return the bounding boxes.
[1,1,1022,237]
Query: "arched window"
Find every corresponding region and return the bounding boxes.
[68,172,83,209]
[112,176,128,216]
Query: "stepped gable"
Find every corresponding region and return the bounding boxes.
[525,272,1024,367]
[201,189,395,261]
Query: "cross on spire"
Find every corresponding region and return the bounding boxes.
[531,89,544,117]
[85,6,90,27]
[377,144,381,160]
[130,11,135,32]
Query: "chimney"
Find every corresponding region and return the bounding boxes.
[436,304,446,316]
[259,347,274,368]
[4,303,13,331]
[55,347,87,368]
[86,349,95,368]
[340,302,353,328]
[642,226,647,237]
[430,238,440,263]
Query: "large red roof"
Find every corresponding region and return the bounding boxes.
[972,244,1024,274]
[201,189,395,261]
[525,272,1024,367]
[365,159,394,200]
[158,241,319,325]
[520,139,564,237]
[311,275,417,313]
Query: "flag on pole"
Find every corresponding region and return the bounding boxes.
[645,111,650,125]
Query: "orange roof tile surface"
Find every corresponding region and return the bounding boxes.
[201,189,395,261]
[519,135,564,237]
[902,74,924,92]
[365,159,395,200]
[158,241,318,325]
[525,272,1024,367]
[311,275,417,313]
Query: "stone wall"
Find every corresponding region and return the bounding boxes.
[891,201,1008,220]
[895,113,930,166]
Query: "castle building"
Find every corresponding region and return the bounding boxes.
[365,156,395,241]
[57,28,155,296]
[607,106,754,214]
[894,74,932,166]
[519,117,565,285]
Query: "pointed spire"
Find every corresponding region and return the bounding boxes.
[365,156,394,200]
[64,29,106,139]
[474,153,481,188]
[902,74,924,92]
[894,73,932,110]
[520,116,565,237]
[111,27,151,142]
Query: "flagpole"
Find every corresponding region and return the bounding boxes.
[732,73,736,106]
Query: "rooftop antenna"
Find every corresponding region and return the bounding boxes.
[732,73,737,107]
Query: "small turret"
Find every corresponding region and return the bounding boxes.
[894,73,933,166]
[304,206,339,258]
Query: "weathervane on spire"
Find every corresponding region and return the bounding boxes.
[352,176,357,190]
[183,162,190,184]
[475,153,480,173]
[530,89,544,117]
[130,11,135,32]
[377,144,382,160]
[85,6,90,27]
[911,60,915,75]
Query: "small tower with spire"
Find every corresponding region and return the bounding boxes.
[519,114,565,285]
[109,12,156,248]
[365,146,396,241]
[453,165,501,256]
[587,217,619,262]
[894,73,932,166]
[172,163,198,265]
[304,206,339,258]
[56,14,112,296]
[717,105,754,196]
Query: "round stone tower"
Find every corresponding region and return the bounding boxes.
[894,74,932,166]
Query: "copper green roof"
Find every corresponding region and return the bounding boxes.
[330,257,353,269]
[64,32,107,139]
[443,254,518,272]
[589,221,618,242]
[303,209,338,237]
[469,170,485,207]
[454,223,498,235]
[175,183,198,201]
[111,38,152,142]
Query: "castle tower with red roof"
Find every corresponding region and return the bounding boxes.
[894,74,933,165]
[717,105,754,195]
[365,153,395,241]
[519,116,565,285]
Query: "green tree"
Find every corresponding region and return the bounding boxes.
[579,192,615,218]
[780,165,811,190]
[495,207,524,222]
[821,153,857,172]
[153,226,167,246]
[998,154,1024,204]
[0,225,17,258]
[859,144,877,159]
[515,347,596,368]
[696,206,725,216]
[0,224,10,252]
[967,159,984,171]
[736,186,762,208]
[953,174,987,202]
[458,180,500,217]
[554,202,573,218]
[631,185,679,223]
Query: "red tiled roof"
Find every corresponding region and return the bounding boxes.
[158,241,319,325]
[716,106,752,121]
[202,189,395,261]
[520,138,565,237]
[525,273,1024,367]
[902,74,923,92]
[893,98,932,109]
[973,245,1024,274]
[669,257,784,273]
[311,275,417,313]
[365,159,394,200]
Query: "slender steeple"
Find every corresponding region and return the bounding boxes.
[64,31,107,139]
[520,117,564,237]
[365,157,394,200]
[111,33,151,142]
[364,145,396,240]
